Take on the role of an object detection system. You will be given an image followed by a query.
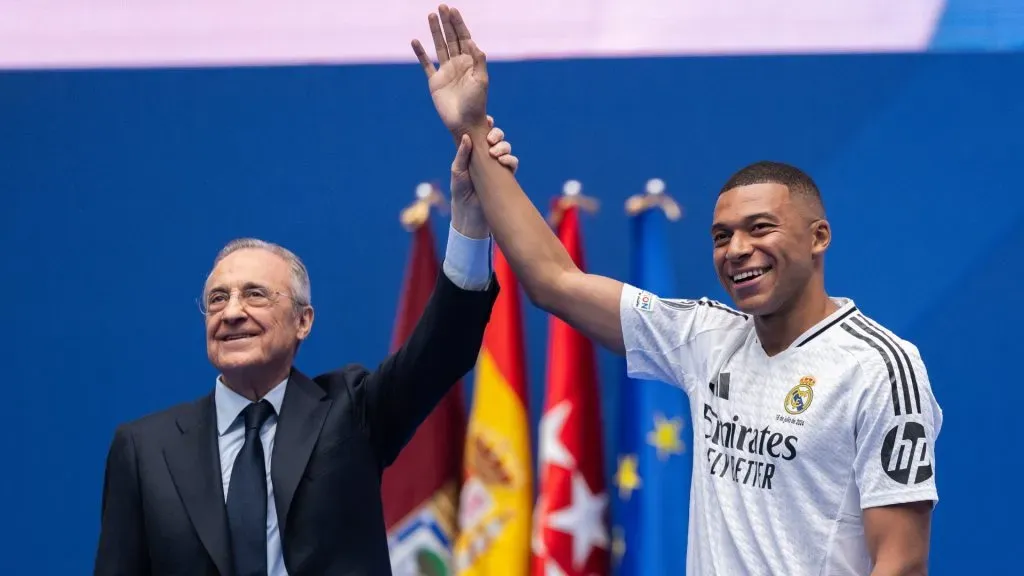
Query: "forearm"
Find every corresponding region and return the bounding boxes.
[870,548,928,576]
[864,502,932,576]
[463,122,577,307]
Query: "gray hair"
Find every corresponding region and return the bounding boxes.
[210,238,312,308]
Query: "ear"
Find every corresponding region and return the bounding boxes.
[296,306,315,341]
[810,219,831,256]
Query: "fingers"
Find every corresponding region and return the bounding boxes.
[486,126,504,146]
[411,40,435,77]
[450,7,473,43]
[453,5,485,63]
[428,13,449,64]
[439,5,461,57]
[498,153,519,174]
[487,115,494,128]
[464,38,487,73]
[451,134,473,173]
[489,140,511,157]
[488,138,517,173]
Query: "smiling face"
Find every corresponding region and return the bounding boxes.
[711,182,830,316]
[203,248,313,383]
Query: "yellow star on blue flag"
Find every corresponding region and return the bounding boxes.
[614,453,643,500]
[647,413,686,460]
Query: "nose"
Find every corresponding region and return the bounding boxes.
[221,295,249,323]
[725,233,753,261]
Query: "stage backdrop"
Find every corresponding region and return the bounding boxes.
[2,52,1021,573]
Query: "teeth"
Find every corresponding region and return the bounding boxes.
[733,268,769,282]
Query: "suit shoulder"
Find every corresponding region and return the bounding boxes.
[113,395,208,437]
[311,363,374,395]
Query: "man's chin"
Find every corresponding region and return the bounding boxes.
[731,292,777,317]
[211,353,266,375]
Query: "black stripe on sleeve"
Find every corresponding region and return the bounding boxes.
[850,316,917,416]
[859,316,922,415]
[796,306,858,347]
[660,298,698,311]
[841,321,903,416]
[700,299,748,319]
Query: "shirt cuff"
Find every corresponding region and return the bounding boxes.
[442,224,493,291]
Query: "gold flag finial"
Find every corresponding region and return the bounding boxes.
[624,178,682,221]
[548,179,600,227]
[400,182,450,231]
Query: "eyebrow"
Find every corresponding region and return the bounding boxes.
[710,212,780,233]
[205,281,272,295]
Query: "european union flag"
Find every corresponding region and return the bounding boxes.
[612,199,691,575]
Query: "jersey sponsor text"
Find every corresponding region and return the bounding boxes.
[703,403,799,490]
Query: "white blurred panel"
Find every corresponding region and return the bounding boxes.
[0,0,946,69]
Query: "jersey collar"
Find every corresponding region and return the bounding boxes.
[753,297,859,358]
[791,297,858,349]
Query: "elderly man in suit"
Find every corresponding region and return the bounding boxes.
[93,122,519,576]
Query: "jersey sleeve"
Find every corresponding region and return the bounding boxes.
[619,283,747,394]
[853,344,943,509]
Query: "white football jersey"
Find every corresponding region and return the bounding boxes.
[620,284,942,576]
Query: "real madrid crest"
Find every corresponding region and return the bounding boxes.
[784,376,815,415]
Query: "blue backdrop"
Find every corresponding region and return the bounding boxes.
[2,51,1020,573]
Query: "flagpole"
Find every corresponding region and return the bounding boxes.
[400,181,450,231]
[624,178,683,220]
[548,179,600,227]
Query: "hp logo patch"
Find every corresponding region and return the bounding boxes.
[880,421,933,485]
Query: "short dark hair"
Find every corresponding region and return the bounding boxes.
[720,161,824,215]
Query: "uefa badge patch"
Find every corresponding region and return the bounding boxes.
[634,291,654,312]
[784,376,816,415]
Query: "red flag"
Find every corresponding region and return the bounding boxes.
[532,204,610,576]
[382,219,466,572]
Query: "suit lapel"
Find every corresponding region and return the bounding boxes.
[163,395,232,576]
[272,369,331,532]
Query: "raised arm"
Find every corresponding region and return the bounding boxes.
[362,117,517,465]
[363,267,498,466]
[411,4,626,354]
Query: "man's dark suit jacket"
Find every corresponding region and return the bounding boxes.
[94,272,498,576]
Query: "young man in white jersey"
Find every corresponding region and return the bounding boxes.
[410,6,941,574]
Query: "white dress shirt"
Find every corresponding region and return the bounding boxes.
[213,224,492,575]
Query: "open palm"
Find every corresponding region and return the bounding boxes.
[412,5,489,135]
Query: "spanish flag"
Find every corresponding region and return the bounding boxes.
[454,246,533,575]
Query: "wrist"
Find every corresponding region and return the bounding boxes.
[453,118,491,143]
[450,204,489,239]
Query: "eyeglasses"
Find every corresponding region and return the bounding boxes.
[197,285,291,316]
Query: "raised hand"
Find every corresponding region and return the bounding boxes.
[411,4,489,137]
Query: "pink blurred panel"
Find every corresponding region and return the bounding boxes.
[0,1,945,69]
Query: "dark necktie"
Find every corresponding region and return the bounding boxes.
[227,400,275,576]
